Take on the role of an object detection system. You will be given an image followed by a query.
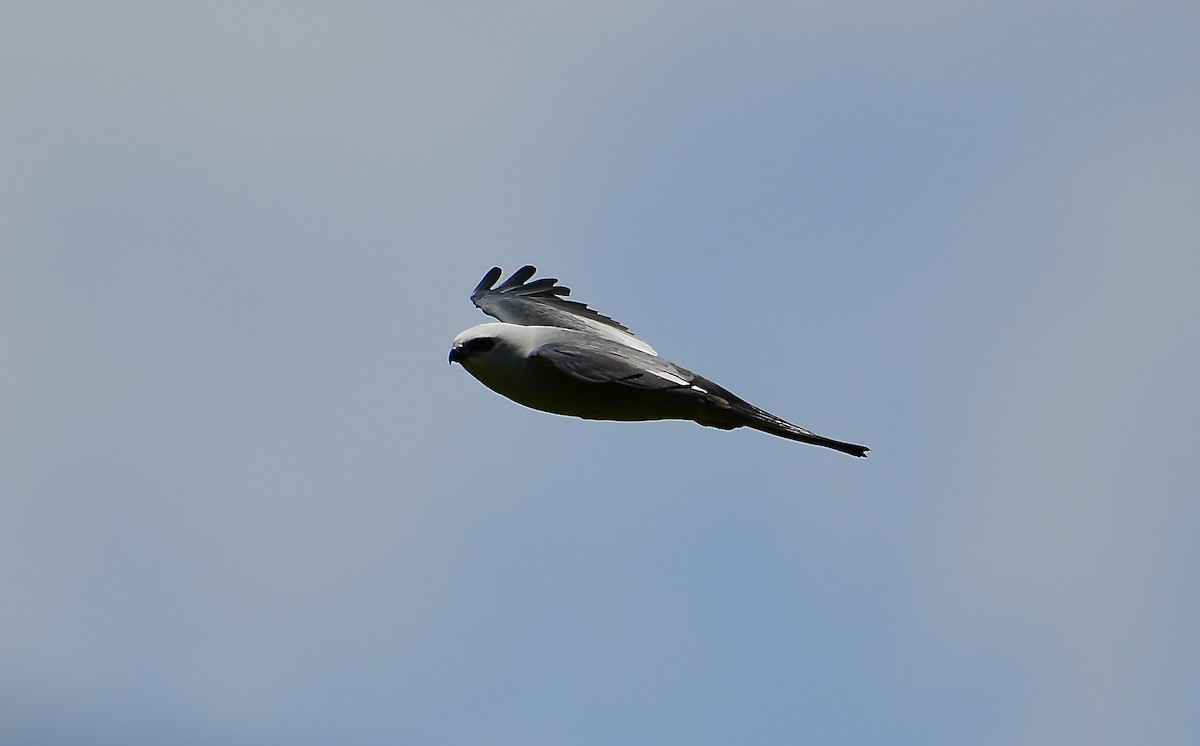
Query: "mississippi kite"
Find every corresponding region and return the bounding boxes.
[450,266,869,457]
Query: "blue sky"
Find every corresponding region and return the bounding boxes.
[3,2,1198,744]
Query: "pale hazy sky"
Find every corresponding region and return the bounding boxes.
[3,2,1198,744]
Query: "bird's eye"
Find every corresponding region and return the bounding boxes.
[465,337,497,354]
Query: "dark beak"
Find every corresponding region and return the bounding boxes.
[448,346,464,364]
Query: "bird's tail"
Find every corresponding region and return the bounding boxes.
[739,406,869,458]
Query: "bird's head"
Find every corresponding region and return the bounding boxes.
[449,322,526,367]
[449,334,496,364]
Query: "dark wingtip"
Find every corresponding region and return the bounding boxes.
[468,264,637,336]
[472,267,503,298]
[496,265,538,291]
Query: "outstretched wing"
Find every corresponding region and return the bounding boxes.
[471,266,657,355]
[535,336,870,457]
[532,336,727,403]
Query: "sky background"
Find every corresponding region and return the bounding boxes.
[3,2,1198,744]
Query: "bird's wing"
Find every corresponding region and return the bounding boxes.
[532,336,721,397]
[533,333,870,457]
[471,266,657,355]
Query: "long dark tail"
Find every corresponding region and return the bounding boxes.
[739,405,869,457]
[687,374,869,457]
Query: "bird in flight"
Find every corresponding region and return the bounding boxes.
[449,266,869,457]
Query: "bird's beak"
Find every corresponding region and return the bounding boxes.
[448,346,464,365]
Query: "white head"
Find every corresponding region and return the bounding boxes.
[449,322,552,367]
[449,323,503,363]
[450,323,560,400]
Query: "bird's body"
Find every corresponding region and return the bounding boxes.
[450,267,869,457]
[454,322,710,424]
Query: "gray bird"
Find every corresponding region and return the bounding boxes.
[450,266,869,457]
